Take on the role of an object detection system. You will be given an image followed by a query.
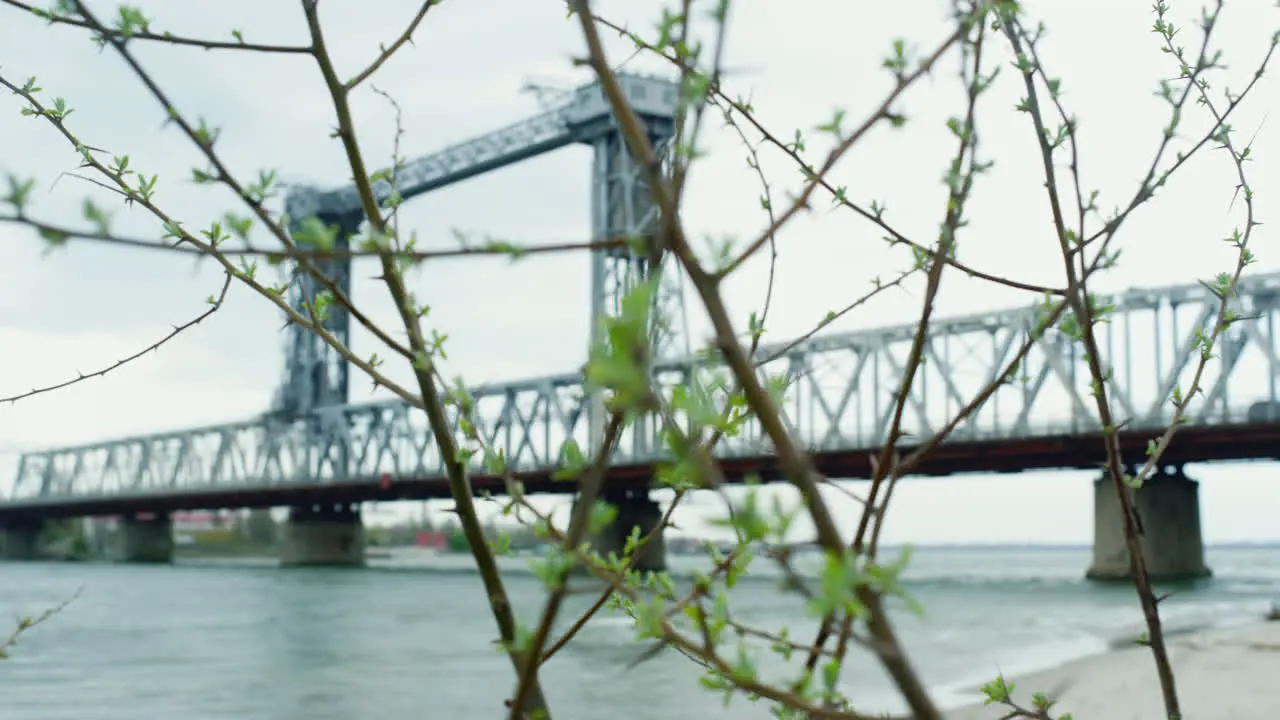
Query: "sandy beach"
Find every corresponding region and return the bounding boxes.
[947,618,1280,719]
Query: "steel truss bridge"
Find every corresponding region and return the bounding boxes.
[10,270,1280,512]
[8,71,1280,512]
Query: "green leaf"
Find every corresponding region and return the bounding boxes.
[586,500,618,536]
[807,550,866,619]
[528,548,575,590]
[980,674,1014,704]
[821,658,841,693]
[634,595,666,640]
[488,531,513,556]
[483,448,506,475]
[293,216,339,251]
[584,276,660,409]
[553,439,589,481]
[3,175,36,211]
[38,227,68,245]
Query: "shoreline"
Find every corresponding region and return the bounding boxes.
[944,615,1280,719]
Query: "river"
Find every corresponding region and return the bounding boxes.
[2,545,1278,718]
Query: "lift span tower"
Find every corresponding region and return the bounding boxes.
[276,73,689,435]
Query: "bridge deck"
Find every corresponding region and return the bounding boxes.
[3,417,1277,521]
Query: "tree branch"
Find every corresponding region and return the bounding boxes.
[343,0,438,91]
[1,272,232,404]
[2,0,311,53]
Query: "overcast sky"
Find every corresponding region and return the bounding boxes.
[2,0,1280,545]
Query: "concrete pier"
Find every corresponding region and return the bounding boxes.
[0,519,42,560]
[112,513,174,563]
[1086,467,1211,582]
[581,490,666,574]
[281,504,365,567]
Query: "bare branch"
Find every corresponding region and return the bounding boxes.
[1,272,233,404]
[344,0,438,91]
[0,70,424,405]
[2,0,312,54]
[0,214,631,261]
[0,587,82,659]
[301,2,551,715]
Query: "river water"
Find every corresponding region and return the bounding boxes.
[2,545,1278,719]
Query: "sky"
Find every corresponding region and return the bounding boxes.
[2,0,1280,545]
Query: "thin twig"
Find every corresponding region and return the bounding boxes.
[344,0,437,91]
[39,2,420,365]
[0,214,629,261]
[588,11,1062,300]
[2,0,312,53]
[1,272,233,404]
[0,70,424,406]
[0,587,82,659]
[509,414,625,718]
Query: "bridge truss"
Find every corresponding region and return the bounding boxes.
[12,271,1280,502]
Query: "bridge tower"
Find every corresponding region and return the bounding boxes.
[271,203,358,420]
[278,74,687,419]
[272,73,686,565]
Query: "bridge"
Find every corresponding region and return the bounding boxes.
[4,73,1280,580]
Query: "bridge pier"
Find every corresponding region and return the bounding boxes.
[1086,467,1211,583]
[281,504,365,567]
[112,513,174,564]
[578,490,666,574]
[0,518,43,560]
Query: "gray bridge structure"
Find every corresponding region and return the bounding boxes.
[4,74,1280,581]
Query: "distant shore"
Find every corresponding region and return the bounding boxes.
[946,616,1280,719]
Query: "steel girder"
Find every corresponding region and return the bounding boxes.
[283,108,579,223]
[11,271,1280,503]
[282,75,681,221]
